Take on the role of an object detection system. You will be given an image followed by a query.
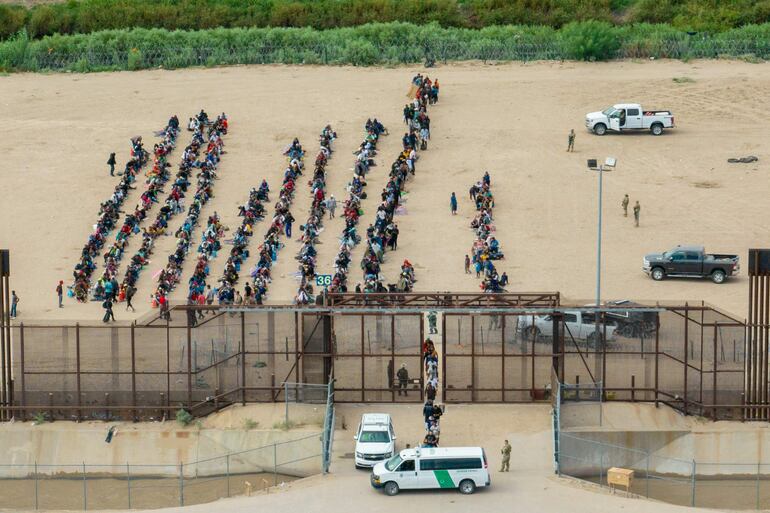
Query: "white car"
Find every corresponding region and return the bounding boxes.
[586,103,674,136]
[354,413,396,468]
[371,447,490,495]
[518,310,617,345]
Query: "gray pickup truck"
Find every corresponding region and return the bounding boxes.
[642,245,739,284]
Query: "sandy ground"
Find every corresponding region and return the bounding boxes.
[1,60,768,325]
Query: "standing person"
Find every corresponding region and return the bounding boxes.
[397,363,409,396]
[425,383,437,402]
[125,284,136,311]
[10,291,19,318]
[622,194,629,217]
[428,311,438,334]
[464,255,471,274]
[285,212,294,238]
[633,200,641,227]
[107,152,116,176]
[327,194,337,219]
[390,225,399,250]
[205,285,216,312]
[500,440,511,472]
[102,297,115,323]
[567,129,575,152]
[423,400,434,426]
[450,192,458,215]
[56,280,63,308]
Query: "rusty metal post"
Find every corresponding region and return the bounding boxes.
[131,324,137,422]
[76,323,82,421]
[655,311,660,407]
[713,323,718,420]
[187,320,192,410]
[19,323,25,421]
[241,311,246,405]
[684,304,689,415]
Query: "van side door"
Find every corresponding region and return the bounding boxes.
[396,459,418,488]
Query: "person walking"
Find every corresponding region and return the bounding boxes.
[107,152,116,176]
[327,194,337,219]
[500,440,511,472]
[622,194,629,217]
[125,284,136,311]
[450,192,458,215]
[10,290,19,318]
[102,297,115,323]
[397,363,409,396]
[567,129,575,152]
[56,280,64,308]
[428,311,438,334]
[633,200,641,227]
[464,254,471,274]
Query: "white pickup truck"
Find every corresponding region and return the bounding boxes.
[518,310,617,346]
[586,103,675,136]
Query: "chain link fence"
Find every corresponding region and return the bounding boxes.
[5,39,770,72]
[0,431,322,510]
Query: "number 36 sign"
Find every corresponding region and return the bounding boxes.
[315,274,332,287]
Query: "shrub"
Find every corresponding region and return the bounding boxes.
[559,20,621,60]
[243,418,258,430]
[176,408,193,426]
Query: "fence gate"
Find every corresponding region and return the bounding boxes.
[301,313,332,387]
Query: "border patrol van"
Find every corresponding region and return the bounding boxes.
[370,447,490,495]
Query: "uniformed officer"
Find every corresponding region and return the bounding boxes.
[567,129,575,152]
[428,311,438,334]
[622,194,629,217]
[500,439,511,472]
[633,200,641,227]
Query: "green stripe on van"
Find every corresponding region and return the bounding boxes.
[433,470,455,488]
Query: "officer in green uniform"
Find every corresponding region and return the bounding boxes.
[634,200,641,227]
[622,194,629,217]
[567,129,575,152]
[500,439,511,472]
[428,311,438,334]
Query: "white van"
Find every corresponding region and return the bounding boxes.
[354,413,396,468]
[370,447,490,495]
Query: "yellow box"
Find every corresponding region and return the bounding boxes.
[607,467,634,492]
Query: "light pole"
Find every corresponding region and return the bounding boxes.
[587,157,616,385]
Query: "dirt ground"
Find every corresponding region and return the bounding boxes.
[1,60,768,325]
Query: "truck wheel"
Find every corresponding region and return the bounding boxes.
[459,479,476,495]
[651,123,663,136]
[651,267,665,281]
[711,270,726,284]
[384,481,399,496]
[593,123,607,136]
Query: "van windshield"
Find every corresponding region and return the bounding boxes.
[359,430,390,443]
[385,454,403,471]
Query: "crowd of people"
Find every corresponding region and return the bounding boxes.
[86,117,182,303]
[204,182,269,307]
[151,112,229,307]
[469,172,509,293]
[421,338,443,448]
[326,119,384,294]
[359,74,437,293]
[246,138,305,304]
[71,132,152,301]
[295,126,336,304]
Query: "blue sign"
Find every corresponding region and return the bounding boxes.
[316,274,332,287]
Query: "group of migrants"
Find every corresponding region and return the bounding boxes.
[185,210,225,318]
[199,181,270,309]
[469,173,508,293]
[245,138,304,304]
[326,119,385,294]
[71,132,152,302]
[421,338,443,447]
[150,112,228,312]
[88,118,182,307]
[359,74,438,293]
[295,126,337,304]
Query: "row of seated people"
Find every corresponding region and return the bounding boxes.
[326,119,384,294]
[246,138,305,304]
[295,125,336,304]
[152,113,229,309]
[72,132,152,301]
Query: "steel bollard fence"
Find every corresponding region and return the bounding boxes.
[273,443,278,486]
[126,462,131,510]
[34,461,38,510]
[691,460,696,507]
[179,462,184,506]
